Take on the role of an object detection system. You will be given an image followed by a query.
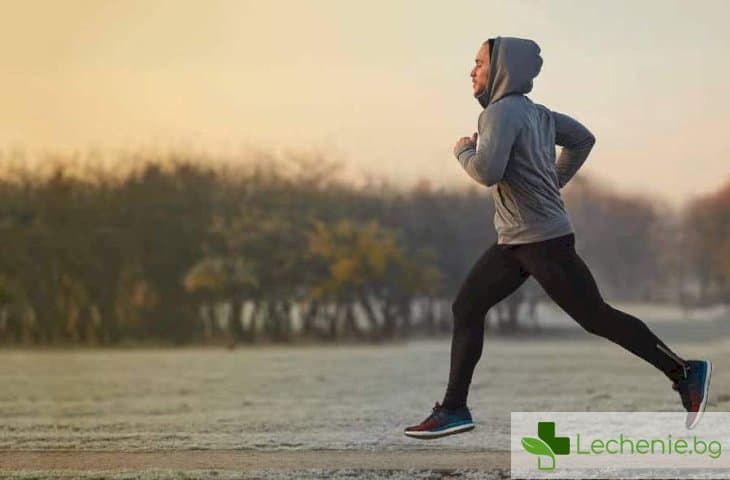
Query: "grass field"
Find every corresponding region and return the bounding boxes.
[1,302,728,479]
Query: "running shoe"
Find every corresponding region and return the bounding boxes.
[672,359,712,429]
[403,401,475,439]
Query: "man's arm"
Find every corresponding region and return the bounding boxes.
[454,101,523,187]
[552,110,596,188]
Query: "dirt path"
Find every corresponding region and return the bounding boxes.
[0,449,510,471]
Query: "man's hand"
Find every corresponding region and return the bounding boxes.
[454,132,478,157]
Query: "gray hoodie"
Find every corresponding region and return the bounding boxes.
[455,36,596,244]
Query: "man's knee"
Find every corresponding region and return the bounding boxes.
[573,301,612,336]
[452,297,483,327]
[451,298,469,323]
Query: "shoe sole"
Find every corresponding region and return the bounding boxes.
[687,360,712,430]
[403,422,475,439]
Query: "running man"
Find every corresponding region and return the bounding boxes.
[403,36,712,439]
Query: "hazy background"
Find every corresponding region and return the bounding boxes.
[1,2,730,478]
[1,0,729,206]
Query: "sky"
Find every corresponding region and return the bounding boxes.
[1,0,729,206]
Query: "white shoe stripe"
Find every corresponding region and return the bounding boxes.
[404,422,475,438]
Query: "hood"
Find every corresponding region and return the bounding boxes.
[476,36,543,108]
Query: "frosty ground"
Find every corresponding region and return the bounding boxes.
[0,302,728,479]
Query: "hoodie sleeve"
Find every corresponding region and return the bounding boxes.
[552,110,596,188]
[454,100,523,187]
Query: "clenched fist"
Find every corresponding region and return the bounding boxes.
[454,132,478,157]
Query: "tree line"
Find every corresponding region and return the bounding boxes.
[0,149,726,346]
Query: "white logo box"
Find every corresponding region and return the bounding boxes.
[511,412,730,479]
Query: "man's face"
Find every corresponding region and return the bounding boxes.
[471,43,490,97]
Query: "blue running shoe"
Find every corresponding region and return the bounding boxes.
[403,401,475,439]
[672,359,712,429]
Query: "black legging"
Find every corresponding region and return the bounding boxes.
[442,232,687,409]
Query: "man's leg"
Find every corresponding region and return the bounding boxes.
[442,242,531,409]
[509,233,688,382]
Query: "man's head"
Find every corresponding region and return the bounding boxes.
[471,37,543,108]
[471,39,493,97]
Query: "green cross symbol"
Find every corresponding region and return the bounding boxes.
[520,421,570,470]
